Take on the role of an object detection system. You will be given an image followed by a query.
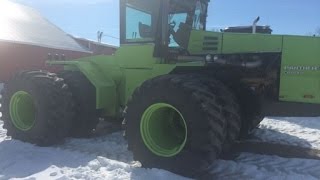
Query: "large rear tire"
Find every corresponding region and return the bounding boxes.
[125,74,240,178]
[0,71,74,146]
[58,71,99,138]
[202,76,241,144]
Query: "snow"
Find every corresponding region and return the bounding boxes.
[211,153,320,180]
[209,117,320,179]
[1,90,320,180]
[254,117,320,149]
[0,121,187,180]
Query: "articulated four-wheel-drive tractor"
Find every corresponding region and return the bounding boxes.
[1,0,320,178]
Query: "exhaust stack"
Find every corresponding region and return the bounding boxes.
[252,16,260,34]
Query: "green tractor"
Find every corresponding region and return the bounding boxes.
[1,0,320,177]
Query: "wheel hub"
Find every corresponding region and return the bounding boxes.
[9,91,36,131]
[140,103,187,157]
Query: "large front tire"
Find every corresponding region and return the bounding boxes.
[0,71,74,146]
[125,74,239,178]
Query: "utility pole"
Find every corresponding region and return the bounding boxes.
[97,31,103,43]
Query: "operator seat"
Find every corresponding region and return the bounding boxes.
[172,22,192,49]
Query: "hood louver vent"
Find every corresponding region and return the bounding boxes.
[203,36,219,51]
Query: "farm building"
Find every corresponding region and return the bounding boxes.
[71,36,118,56]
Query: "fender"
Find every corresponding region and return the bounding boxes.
[48,56,124,117]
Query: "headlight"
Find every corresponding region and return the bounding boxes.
[205,54,212,62]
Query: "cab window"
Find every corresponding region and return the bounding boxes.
[125,3,154,43]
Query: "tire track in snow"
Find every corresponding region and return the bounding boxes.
[236,153,320,176]
[210,153,320,179]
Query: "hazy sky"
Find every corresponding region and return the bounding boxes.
[11,0,320,46]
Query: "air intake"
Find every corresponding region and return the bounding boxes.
[203,36,219,51]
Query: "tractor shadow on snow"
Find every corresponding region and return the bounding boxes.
[222,134,320,161]
[206,120,320,179]
[221,125,320,161]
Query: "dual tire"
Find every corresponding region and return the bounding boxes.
[0,70,98,146]
[0,71,74,146]
[125,74,241,178]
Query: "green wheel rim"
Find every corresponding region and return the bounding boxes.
[9,91,36,131]
[140,103,187,157]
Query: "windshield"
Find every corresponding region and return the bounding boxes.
[169,0,207,30]
[194,1,207,29]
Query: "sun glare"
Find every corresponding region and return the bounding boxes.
[0,0,31,40]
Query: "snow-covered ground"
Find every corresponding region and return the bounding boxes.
[0,121,187,180]
[1,118,320,180]
[1,83,320,180]
[211,117,320,180]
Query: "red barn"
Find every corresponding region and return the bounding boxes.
[0,0,92,83]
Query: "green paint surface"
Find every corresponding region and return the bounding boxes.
[279,36,320,103]
[48,31,320,115]
[222,33,283,54]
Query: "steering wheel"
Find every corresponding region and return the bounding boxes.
[169,21,176,32]
[168,21,177,39]
[169,21,176,28]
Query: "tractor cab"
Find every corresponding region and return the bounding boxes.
[120,0,209,59]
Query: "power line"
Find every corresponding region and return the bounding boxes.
[97,30,119,43]
[102,34,120,39]
[97,31,119,43]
